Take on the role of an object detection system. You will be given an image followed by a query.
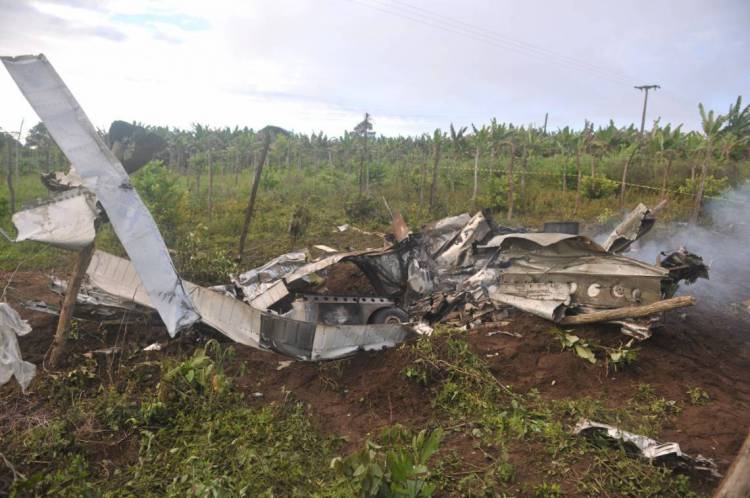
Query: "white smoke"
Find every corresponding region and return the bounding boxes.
[628,183,750,311]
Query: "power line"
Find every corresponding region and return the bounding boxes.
[379,0,633,84]
[635,84,660,134]
[347,0,634,87]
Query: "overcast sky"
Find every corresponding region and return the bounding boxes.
[1,0,748,137]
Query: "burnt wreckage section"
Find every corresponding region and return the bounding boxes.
[1,54,708,367]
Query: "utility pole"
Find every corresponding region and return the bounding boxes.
[634,84,660,134]
[542,112,548,134]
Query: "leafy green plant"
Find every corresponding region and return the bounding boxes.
[558,332,597,364]
[345,194,386,224]
[175,224,237,284]
[534,481,562,497]
[158,340,232,405]
[581,175,618,199]
[686,386,711,406]
[606,339,638,371]
[677,174,729,197]
[330,426,444,497]
[132,160,189,246]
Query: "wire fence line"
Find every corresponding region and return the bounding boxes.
[432,163,745,204]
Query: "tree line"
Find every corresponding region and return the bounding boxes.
[2,96,749,227]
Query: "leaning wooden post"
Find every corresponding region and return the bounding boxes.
[714,429,750,498]
[237,130,271,261]
[49,242,95,368]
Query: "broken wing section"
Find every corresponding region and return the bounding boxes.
[86,251,413,360]
[0,303,36,392]
[86,251,261,348]
[1,54,198,335]
[1,189,97,250]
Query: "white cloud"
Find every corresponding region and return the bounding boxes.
[1,0,748,138]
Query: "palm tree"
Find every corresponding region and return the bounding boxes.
[658,124,684,198]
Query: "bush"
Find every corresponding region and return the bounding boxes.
[581,175,618,199]
[132,160,189,246]
[476,176,508,212]
[346,194,386,224]
[175,224,237,284]
[677,175,729,197]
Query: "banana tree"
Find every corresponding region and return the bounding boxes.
[429,128,446,211]
[690,103,727,224]
[658,124,684,198]
[555,126,577,196]
[502,127,518,220]
[448,123,468,194]
[470,124,489,202]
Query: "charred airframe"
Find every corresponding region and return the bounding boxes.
[1,55,707,373]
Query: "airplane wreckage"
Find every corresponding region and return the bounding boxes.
[0,55,709,391]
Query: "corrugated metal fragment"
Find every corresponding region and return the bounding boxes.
[1,54,198,335]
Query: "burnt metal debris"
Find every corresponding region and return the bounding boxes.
[572,419,721,479]
[1,53,709,364]
[47,207,705,359]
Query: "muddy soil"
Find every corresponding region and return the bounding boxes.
[2,270,749,496]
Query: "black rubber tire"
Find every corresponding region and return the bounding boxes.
[369,306,409,324]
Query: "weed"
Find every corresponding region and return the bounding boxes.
[534,481,562,497]
[330,425,444,497]
[687,386,711,406]
[581,175,618,199]
[557,331,597,364]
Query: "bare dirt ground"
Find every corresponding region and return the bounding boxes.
[2,269,749,496]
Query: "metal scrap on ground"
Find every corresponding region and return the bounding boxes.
[0,303,35,392]
[60,204,705,359]
[573,419,721,479]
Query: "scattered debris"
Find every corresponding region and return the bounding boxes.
[313,244,338,253]
[0,303,35,392]
[573,419,721,480]
[2,54,199,335]
[83,250,413,360]
[602,201,663,253]
[413,323,434,336]
[0,54,709,364]
[143,342,163,352]
[83,346,122,359]
[487,330,522,338]
[0,189,98,250]
[276,360,293,370]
